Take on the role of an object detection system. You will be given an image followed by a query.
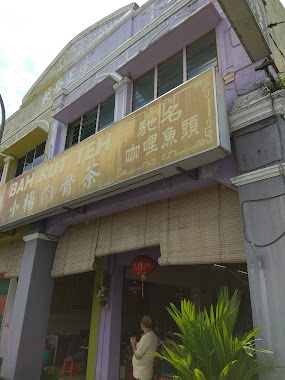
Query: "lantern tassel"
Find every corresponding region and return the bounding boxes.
[141,274,146,298]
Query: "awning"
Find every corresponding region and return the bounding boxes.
[53,76,115,124]
[117,2,222,80]
[2,127,47,159]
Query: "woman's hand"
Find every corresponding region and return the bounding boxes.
[130,336,137,346]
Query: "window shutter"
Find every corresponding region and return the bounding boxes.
[187,30,217,80]
[81,108,98,141]
[132,69,155,111]
[157,51,183,97]
[65,118,81,149]
[98,95,115,131]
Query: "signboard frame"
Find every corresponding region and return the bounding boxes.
[0,69,230,231]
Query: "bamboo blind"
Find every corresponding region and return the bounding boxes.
[0,240,25,278]
[159,186,245,265]
[52,186,246,277]
[51,220,100,277]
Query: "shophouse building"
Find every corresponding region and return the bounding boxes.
[0,0,285,379]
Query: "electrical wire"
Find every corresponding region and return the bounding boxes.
[269,33,285,59]
[268,21,285,28]
[236,88,285,249]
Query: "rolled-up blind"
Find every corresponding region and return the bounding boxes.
[159,186,245,265]
[51,220,100,277]
[52,186,245,277]
[95,202,162,257]
[0,240,25,278]
[0,244,10,275]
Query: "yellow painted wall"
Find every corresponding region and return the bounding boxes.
[86,257,104,380]
[266,0,285,75]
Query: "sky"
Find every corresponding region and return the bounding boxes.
[0,0,285,119]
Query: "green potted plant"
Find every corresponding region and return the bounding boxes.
[152,288,273,380]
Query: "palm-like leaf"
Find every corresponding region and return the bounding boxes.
[151,287,273,380]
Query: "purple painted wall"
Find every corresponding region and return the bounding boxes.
[95,248,161,380]
[54,0,269,123]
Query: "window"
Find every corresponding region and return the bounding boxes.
[65,94,115,149]
[157,50,183,97]
[132,30,217,111]
[187,31,218,80]
[15,141,46,177]
[132,69,155,112]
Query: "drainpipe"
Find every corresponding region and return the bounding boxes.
[0,94,5,144]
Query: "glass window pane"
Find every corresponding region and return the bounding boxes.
[132,69,155,111]
[15,156,25,177]
[98,95,115,132]
[187,30,217,80]
[33,154,44,168]
[24,149,35,169]
[35,142,46,158]
[81,108,98,141]
[157,51,183,97]
[23,162,33,173]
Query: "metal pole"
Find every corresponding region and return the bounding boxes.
[0,94,5,144]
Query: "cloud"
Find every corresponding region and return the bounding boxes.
[1,0,285,119]
[0,0,144,119]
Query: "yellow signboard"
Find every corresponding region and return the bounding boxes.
[0,69,230,229]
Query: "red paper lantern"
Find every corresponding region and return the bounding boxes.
[131,254,156,297]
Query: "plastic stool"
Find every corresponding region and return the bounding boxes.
[61,357,77,376]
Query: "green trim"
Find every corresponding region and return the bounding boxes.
[86,257,104,380]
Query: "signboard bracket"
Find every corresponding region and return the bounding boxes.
[176,166,199,180]
[63,206,87,215]
[0,229,15,237]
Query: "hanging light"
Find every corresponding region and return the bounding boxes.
[131,254,156,297]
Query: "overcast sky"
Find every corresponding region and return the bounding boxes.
[1,0,285,119]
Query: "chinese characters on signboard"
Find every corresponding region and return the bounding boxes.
[0,69,228,228]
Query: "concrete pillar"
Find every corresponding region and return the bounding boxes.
[1,156,16,185]
[1,233,57,380]
[234,174,285,379]
[48,121,68,159]
[233,113,285,379]
[113,76,132,122]
[95,262,124,380]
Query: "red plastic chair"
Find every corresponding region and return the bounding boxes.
[61,357,77,376]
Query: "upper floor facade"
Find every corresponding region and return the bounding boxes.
[0,0,284,233]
